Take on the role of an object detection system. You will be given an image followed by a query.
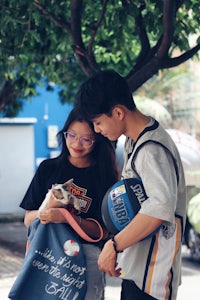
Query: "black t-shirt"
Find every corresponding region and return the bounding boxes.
[20,156,107,225]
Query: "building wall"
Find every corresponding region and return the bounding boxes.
[0,122,35,214]
[17,84,73,167]
[0,84,72,216]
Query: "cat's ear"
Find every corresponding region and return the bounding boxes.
[63,178,74,189]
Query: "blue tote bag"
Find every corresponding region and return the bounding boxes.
[8,219,87,300]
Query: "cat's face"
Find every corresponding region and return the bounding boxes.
[51,179,80,211]
[52,186,70,200]
[52,178,73,200]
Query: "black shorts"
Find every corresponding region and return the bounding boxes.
[121,280,158,300]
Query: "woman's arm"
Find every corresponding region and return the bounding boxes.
[24,210,39,228]
[25,189,106,239]
[38,208,104,239]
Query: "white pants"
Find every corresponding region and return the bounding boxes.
[82,244,105,300]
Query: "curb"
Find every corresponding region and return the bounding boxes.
[0,214,24,223]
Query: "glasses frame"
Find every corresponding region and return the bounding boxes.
[63,131,95,148]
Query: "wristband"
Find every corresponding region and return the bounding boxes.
[111,235,123,254]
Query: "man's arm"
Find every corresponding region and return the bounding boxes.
[98,213,163,276]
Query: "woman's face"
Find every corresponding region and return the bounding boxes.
[64,121,95,160]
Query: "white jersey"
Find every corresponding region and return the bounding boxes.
[117,119,187,300]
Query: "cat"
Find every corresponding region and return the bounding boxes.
[39,178,80,212]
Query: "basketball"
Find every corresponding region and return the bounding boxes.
[102,177,159,239]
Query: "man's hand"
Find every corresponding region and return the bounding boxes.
[98,239,122,277]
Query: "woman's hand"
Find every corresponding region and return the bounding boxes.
[38,208,67,224]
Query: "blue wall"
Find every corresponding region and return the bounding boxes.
[17,83,73,168]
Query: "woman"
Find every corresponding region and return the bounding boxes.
[16,107,119,299]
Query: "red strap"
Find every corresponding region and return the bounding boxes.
[58,208,104,242]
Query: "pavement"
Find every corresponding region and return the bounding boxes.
[0,221,200,300]
[0,221,27,300]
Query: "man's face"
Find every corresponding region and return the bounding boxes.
[92,112,123,141]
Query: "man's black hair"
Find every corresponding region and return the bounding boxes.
[75,70,136,120]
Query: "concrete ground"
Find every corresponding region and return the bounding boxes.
[0,222,200,300]
[0,221,121,300]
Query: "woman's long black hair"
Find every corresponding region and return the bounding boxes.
[57,107,119,193]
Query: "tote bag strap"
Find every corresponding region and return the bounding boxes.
[58,208,104,242]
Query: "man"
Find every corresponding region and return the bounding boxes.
[75,70,187,300]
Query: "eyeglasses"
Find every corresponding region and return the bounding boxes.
[63,132,95,147]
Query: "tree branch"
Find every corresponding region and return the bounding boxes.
[70,0,99,76]
[0,79,14,109]
[127,57,160,92]
[160,44,200,68]
[156,0,176,59]
[88,0,109,55]
[127,42,200,93]
[70,0,84,47]
[33,0,71,33]
[134,1,150,67]
[135,2,149,50]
